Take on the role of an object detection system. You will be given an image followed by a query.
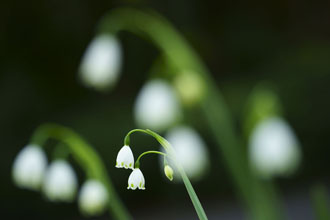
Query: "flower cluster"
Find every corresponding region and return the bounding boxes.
[115,144,173,190]
[12,145,108,216]
[115,145,145,190]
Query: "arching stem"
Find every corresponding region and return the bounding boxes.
[135,150,167,168]
[30,123,132,220]
[125,128,208,220]
[99,8,283,220]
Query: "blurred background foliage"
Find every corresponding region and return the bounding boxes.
[1,0,330,219]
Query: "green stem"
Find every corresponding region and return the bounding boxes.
[125,129,208,220]
[124,129,150,146]
[135,150,167,168]
[99,8,283,220]
[311,183,330,220]
[30,123,131,220]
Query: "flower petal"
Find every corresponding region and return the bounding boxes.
[127,168,145,190]
[116,145,134,169]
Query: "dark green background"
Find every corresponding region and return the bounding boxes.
[2,0,330,219]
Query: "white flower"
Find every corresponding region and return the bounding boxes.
[162,126,210,181]
[134,79,182,132]
[12,145,47,190]
[43,160,78,202]
[115,145,134,169]
[78,180,108,216]
[249,117,301,178]
[127,168,145,190]
[79,34,122,91]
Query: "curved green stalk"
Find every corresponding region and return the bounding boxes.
[135,150,167,168]
[125,129,208,220]
[30,123,131,220]
[98,8,283,220]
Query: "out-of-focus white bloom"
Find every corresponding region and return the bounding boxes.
[78,180,108,216]
[115,145,134,170]
[249,117,301,178]
[134,79,182,132]
[12,145,47,190]
[162,126,210,181]
[173,70,206,107]
[43,160,77,202]
[164,165,174,181]
[79,35,122,91]
[127,168,145,190]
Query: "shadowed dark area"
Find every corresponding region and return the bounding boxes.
[1,0,330,219]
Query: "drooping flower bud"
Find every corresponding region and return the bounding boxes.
[173,70,206,107]
[164,165,174,181]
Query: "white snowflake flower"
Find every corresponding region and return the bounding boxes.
[134,79,182,132]
[12,144,47,190]
[162,126,210,182]
[249,117,301,178]
[115,145,134,169]
[127,168,145,190]
[78,180,108,216]
[43,160,78,202]
[79,34,122,91]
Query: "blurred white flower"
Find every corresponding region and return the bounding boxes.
[127,168,145,190]
[43,160,77,202]
[249,117,301,178]
[115,145,134,170]
[79,34,122,91]
[78,180,108,216]
[162,126,210,181]
[134,79,182,132]
[12,145,47,190]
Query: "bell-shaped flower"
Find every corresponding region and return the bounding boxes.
[78,180,108,216]
[43,160,78,202]
[115,145,134,169]
[12,144,47,190]
[79,34,122,91]
[161,126,210,181]
[134,79,182,132]
[127,168,145,190]
[249,117,301,178]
